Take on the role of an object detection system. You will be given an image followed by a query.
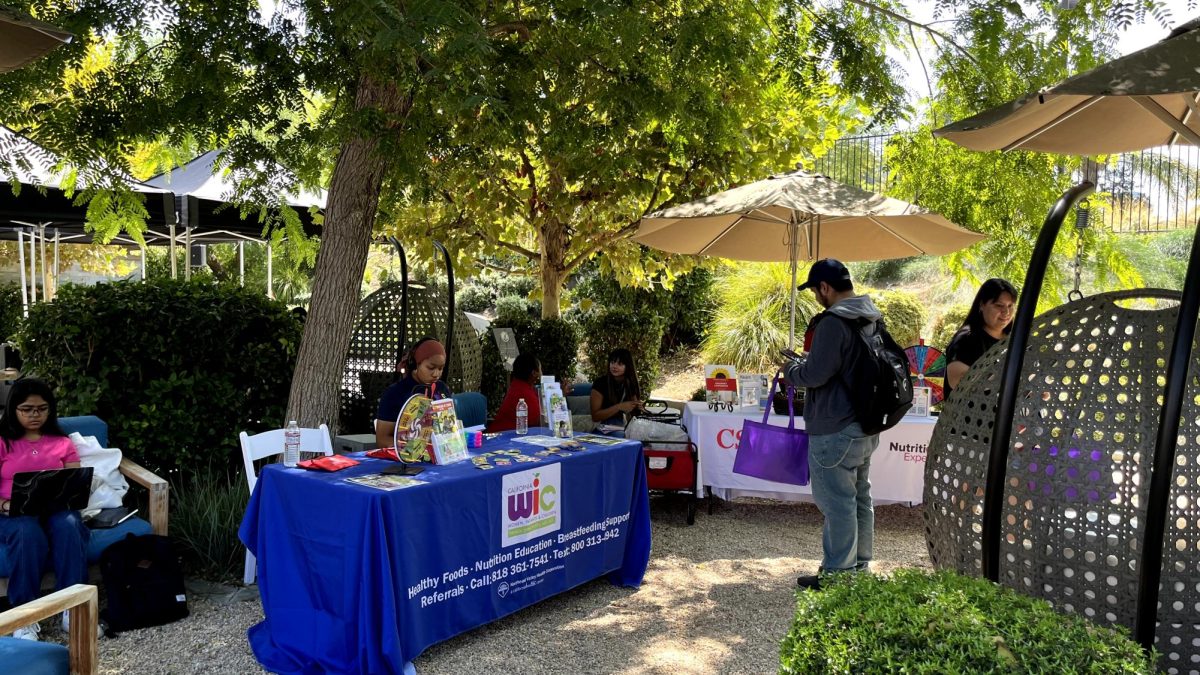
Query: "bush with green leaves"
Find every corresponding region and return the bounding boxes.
[170,467,250,581]
[873,289,927,348]
[495,275,538,300]
[0,282,20,342]
[701,263,820,373]
[572,265,717,352]
[579,308,665,395]
[932,303,970,351]
[494,294,538,322]
[455,284,495,313]
[780,568,1154,674]
[17,279,301,476]
[478,315,579,417]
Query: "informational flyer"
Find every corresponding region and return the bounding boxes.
[345,474,426,491]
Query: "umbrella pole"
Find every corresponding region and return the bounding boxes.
[53,228,59,298]
[169,223,177,279]
[140,245,147,283]
[38,224,47,300]
[184,226,192,281]
[28,227,36,303]
[266,241,274,299]
[17,229,27,317]
[788,213,799,349]
[238,241,245,287]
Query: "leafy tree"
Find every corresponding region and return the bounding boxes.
[884,1,1179,307]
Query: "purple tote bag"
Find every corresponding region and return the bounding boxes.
[732,370,809,486]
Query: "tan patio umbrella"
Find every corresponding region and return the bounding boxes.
[933,17,1200,154]
[0,7,72,73]
[633,169,984,346]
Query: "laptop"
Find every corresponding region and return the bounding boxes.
[8,467,94,517]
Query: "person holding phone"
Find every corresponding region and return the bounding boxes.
[590,348,643,426]
[0,378,89,641]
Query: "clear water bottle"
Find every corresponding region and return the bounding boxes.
[515,399,529,435]
[283,420,301,467]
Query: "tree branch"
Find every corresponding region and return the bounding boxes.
[518,147,540,223]
[563,218,642,273]
[908,24,933,102]
[844,0,982,71]
[642,167,667,216]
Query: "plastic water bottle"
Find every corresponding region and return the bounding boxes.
[283,421,301,467]
[516,399,529,435]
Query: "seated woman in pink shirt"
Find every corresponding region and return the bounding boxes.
[0,378,89,641]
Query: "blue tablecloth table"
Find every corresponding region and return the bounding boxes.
[239,429,651,674]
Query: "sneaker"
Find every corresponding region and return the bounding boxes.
[61,610,69,632]
[12,622,40,641]
[796,574,822,591]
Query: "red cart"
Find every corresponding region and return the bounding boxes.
[630,402,701,525]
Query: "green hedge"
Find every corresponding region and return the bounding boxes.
[932,303,970,351]
[17,279,301,476]
[0,282,21,342]
[781,569,1154,674]
[479,315,579,417]
[579,308,665,396]
[874,289,927,348]
[572,266,716,351]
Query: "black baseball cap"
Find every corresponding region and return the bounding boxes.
[797,259,851,291]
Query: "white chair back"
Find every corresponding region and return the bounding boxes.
[238,423,333,585]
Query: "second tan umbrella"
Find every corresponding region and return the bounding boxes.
[633,169,984,345]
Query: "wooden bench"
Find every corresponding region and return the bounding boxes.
[0,584,98,674]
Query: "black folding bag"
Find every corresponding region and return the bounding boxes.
[98,534,189,634]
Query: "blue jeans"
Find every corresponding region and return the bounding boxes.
[808,423,880,572]
[0,511,90,606]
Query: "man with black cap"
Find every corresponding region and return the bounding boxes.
[784,258,883,590]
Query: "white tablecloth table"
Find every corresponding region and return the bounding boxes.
[681,401,935,505]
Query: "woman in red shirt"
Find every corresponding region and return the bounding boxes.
[0,378,90,641]
[488,354,542,432]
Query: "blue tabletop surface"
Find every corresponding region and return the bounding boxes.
[239,428,652,675]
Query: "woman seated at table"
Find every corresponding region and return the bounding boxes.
[945,278,1018,400]
[487,353,542,433]
[376,337,453,448]
[591,348,643,427]
[1,378,90,642]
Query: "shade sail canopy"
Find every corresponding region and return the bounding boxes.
[934,17,1200,154]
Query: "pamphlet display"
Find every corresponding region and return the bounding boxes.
[429,398,470,465]
[491,327,520,371]
[908,386,931,418]
[737,373,765,409]
[704,365,738,411]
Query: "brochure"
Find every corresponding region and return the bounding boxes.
[511,435,569,448]
[908,386,932,417]
[737,373,763,409]
[573,434,625,446]
[345,474,426,491]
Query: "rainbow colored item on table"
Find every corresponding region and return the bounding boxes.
[905,343,946,405]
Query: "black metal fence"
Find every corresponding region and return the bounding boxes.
[813,133,1200,234]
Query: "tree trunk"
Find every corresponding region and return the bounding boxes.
[286,75,411,430]
[539,217,568,319]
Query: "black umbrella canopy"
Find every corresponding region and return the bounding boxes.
[145,150,326,241]
[0,125,176,236]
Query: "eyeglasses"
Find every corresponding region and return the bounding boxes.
[15,405,50,416]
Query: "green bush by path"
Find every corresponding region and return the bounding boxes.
[17,279,301,476]
[579,308,665,395]
[701,263,820,373]
[780,568,1154,674]
[571,265,717,352]
[931,303,970,351]
[0,282,20,342]
[873,289,927,348]
[455,284,495,313]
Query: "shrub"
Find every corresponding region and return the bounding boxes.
[931,303,970,351]
[701,263,820,373]
[690,386,707,402]
[572,265,717,352]
[780,569,1154,674]
[495,275,538,299]
[170,467,249,582]
[529,317,579,385]
[494,294,538,322]
[874,289,927,348]
[0,282,20,342]
[455,284,495,313]
[579,308,665,395]
[17,279,301,476]
[478,314,578,417]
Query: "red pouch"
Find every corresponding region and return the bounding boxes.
[366,447,402,461]
[298,455,361,472]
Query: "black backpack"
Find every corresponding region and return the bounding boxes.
[816,313,914,435]
[98,533,189,634]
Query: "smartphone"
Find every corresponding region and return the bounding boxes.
[780,348,804,363]
[383,464,425,476]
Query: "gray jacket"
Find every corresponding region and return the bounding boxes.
[783,295,882,436]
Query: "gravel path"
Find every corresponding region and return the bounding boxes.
[52,498,929,674]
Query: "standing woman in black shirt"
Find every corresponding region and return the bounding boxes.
[945,278,1018,400]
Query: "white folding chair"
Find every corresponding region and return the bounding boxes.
[238,424,334,585]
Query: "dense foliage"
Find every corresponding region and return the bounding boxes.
[701,263,820,372]
[478,315,579,417]
[781,569,1154,674]
[873,289,927,348]
[931,303,971,351]
[0,282,20,342]
[16,279,300,475]
[572,265,717,352]
[578,308,665,396]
